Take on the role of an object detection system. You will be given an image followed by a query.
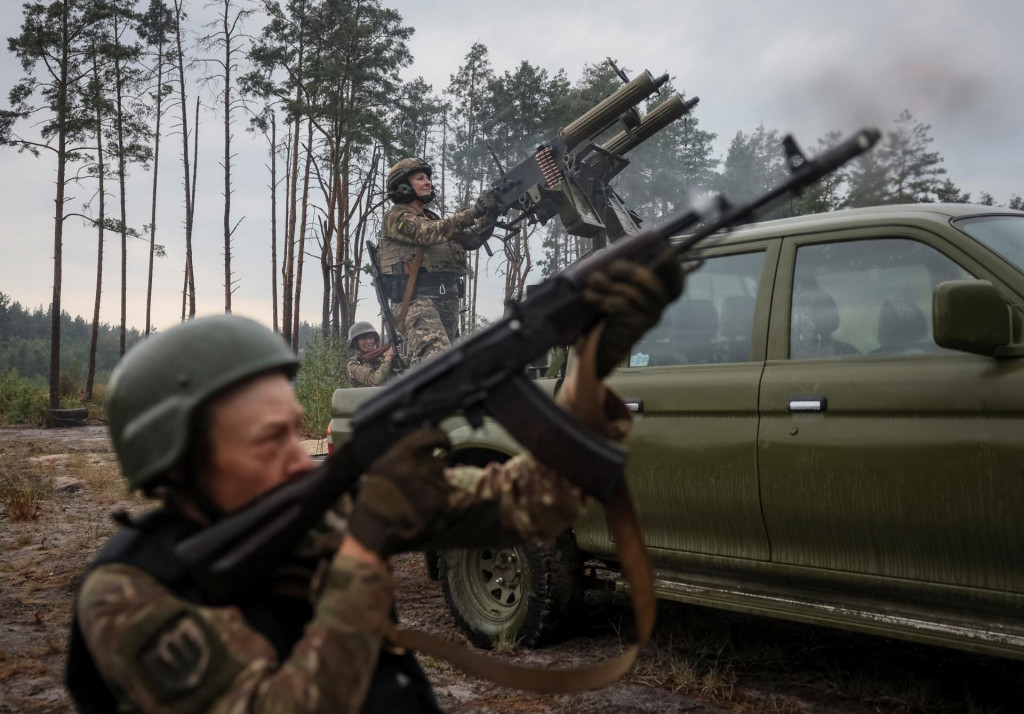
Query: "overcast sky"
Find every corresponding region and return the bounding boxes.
[1,0,1021,338]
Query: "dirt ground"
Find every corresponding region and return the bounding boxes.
[1,425,1021,714]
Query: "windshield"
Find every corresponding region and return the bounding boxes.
[955,215,1024,274]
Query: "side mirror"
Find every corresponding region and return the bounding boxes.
[933,280,1012,356]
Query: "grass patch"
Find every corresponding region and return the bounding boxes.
[0,474,54,521]
[295,329,350,438]
[490,628,524,656]
[0,369,49,426]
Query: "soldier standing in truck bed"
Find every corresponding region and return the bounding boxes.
[379,158,499,365]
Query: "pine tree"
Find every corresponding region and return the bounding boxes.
[934,178,971,204]
[199,0,254,314]
[719,124,787,216]
[2,0,98,409]
[137,0,175,335]
[844,149,892,208]
[879,109,946,203]
[99,0,152,355]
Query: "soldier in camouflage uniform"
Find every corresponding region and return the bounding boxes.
[67,252,683,714]
[346,321,394,387]
[379,158,500,365]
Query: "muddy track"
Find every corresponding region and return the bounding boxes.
[1,426,1020,713]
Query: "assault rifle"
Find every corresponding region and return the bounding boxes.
[366,241,405,371]
[176,128,880,596]
[483,65,699,253]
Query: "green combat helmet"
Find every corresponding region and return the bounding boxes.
[106,315,299,491]
[386,157,433,204]
[348,321,379,349]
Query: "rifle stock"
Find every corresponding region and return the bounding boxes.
[366,241,405,371]
[176,128,880,594]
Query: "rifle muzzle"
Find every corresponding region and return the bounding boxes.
[601,94,698,156]
[559,70,668,150]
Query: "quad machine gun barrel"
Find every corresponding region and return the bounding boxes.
[487,67,699,250]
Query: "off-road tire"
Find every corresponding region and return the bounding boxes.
[439,530,583,649]
[49,408,88,427]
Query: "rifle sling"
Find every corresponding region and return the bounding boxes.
[386,480,654,692]
[397,249,424,326]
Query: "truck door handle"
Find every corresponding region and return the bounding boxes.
[789,397,827,412]
[625,400,644,413]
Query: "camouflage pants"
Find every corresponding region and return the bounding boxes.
[395,294,460,366]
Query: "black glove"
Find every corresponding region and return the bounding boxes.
[582,251,685,378]
[347,427,452,557]
[471,189,499,219]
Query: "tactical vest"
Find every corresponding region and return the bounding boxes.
[66,508,441,714]
[379,204,469,275]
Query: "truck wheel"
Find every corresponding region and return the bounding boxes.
[439,531,583,649]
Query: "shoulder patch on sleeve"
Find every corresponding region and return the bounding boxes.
[130,609,243,709]
[397,218,417,237]
[137,613,212,700]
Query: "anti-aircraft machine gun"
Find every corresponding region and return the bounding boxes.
[484,61,699,252]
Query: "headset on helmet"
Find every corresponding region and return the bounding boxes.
[348,321,379,349]
[387,157,434,204]
[106,315,299,492]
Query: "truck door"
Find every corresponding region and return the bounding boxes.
[594,241,778,562]
[758,227,1024,592]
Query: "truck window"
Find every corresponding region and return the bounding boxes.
[789,238,971,360]
[629,251,765,367]
[955,215,1024,274]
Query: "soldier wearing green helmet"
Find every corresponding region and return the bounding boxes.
[380,157,501,366]
[66,245,684,714]
[346,320,395,387]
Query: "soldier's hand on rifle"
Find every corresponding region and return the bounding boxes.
[583,251,685,378]
[384,345,395,363]
[471,188,500,219]
[346,427,452,557]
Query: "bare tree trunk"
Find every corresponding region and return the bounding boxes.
[87,52,105,402]
[291,119,313,351]
[49,2,72,411]
[173,0,196,320]
[219,0,233,313]
[189,96,199,313]
[440,106,447,213]
[145,38,165,336]
[114,33,128,357]
[282,45,304,344]
[282,124,292,334]
[269,114,279,333]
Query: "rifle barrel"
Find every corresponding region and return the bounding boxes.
[601,94,698,156]
[559,70,666,150]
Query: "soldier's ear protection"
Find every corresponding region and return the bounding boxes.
[388,181,418,203]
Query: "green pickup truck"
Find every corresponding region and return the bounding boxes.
[330,203,1024,660]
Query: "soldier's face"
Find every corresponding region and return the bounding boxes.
[199,372,315,513]
[357,335,378,352]
[408,170,432,199]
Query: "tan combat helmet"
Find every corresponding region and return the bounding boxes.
[387,157,433,204]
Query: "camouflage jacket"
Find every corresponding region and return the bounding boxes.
[378,203,487,275]
[346,352,393,388]
[73,413,634,714]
